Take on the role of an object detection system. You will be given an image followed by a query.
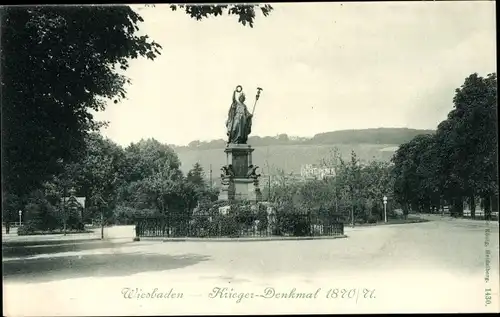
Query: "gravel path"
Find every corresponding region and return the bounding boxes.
[3,218,499,315]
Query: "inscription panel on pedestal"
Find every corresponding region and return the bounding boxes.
[232,152,249,177]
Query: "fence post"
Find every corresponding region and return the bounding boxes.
[133,217,140,241]
[307,210,312,237]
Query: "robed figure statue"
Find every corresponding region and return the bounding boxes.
[226,85,253,144]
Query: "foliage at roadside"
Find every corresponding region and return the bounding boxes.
[137,200,341,238]
[267,149,396,225]
[391,73,498,219]
[9,134,221,231]
[1,4,273,228]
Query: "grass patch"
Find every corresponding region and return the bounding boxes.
[353,216,428,227]
[459,216,499,221]
[18,229,93,236]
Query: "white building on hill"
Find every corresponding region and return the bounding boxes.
[300,164,336,180]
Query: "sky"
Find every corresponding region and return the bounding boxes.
[93,2,497,147]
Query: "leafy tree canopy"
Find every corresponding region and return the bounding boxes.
[1,4,273,198]
[391,72,497,217]
[169,4,273,27]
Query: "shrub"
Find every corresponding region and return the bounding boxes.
[367,214,378,224]
[292,216,310,236]
[276,212,311,236]
[25,199,61,231]
[273,202,312,236]
[233,204,255,228]
[17,223,38,235]
[354,213,367,224]
[217,214,240,237]
[17,223,91,236]
[187,201,268,237]
[114,205,139,225]
[66,212,84,230]
[190,214,215,237]
[256,207,269,232]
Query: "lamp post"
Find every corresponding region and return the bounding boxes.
[265,148,271,201]
[209,164,213,189]
[98,197,107,240]
[101,206,104,240]
[18,210,22,226]
[383,195,388,223]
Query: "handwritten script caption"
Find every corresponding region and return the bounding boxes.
[208,287,377,303]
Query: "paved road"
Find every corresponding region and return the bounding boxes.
[1,225,129,243]
[3,218,499,315]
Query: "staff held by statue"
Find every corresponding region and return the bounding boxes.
[252,87,263,116]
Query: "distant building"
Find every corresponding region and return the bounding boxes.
[379,146,399,152]
[300,164,336,180]
[61,188,86,219]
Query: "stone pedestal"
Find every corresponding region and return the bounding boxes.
[233,178,258,201]
[218,180,234,201]
[219,144,262,202]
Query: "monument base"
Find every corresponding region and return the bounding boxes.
[234,178,259,201]
[218,181,234,201]
[218,143,262,202]
[218,178,262,202]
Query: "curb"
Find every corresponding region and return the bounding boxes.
[133,235,348,242]
[418,215,500,226]
[347,219,430,228]
[1,237,102,247]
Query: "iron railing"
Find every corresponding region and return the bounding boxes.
[135,211,344,238]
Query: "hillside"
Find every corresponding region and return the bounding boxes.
[172,127,435,151]
[174,128,435,177]
[177,143,399,177]
[306,128,435,145]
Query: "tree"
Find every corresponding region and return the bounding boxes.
[268,149,398,225]
[270,174,301,207]
[415,134,442,213]
[74,133,126,223]
[2,192,22,225]
[118,138,185,213]
[1,4,273,204]
[428,73,498,218]
[186,162,220,205]
[447,73,498,219]
[361,160,395,220]
[392,72,497,220]
[392,134,438,215]
[23,189,61,231]
[169,4,273,28]
[277,134,289,143]
[187,163,206,188]
[321,148,344,215]
[342,151,362,224]
[20,133,126,228]
[1,6,161,198]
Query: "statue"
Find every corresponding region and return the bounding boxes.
[219,86,264,202]
[226,85,263,144]
[246,165,260,178]
[221,165,235,178]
